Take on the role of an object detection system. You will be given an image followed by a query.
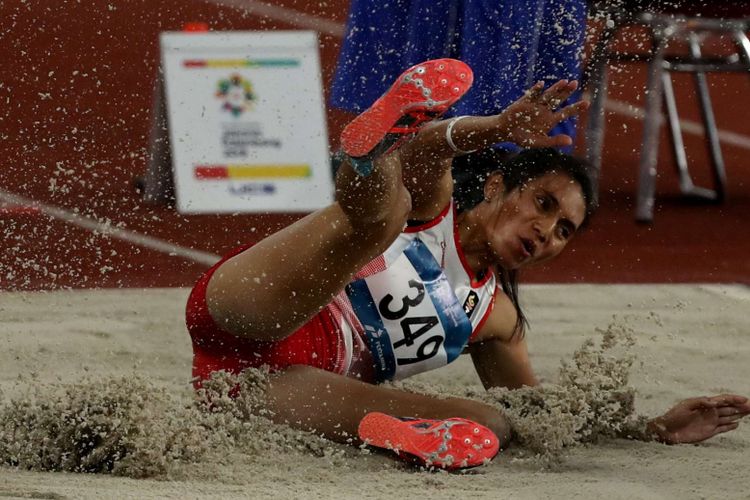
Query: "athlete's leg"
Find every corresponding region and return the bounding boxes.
[265,364,512,447]
[206,59,473,342]
[206,151,411,341]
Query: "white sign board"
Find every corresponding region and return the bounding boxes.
[160,31,333,213]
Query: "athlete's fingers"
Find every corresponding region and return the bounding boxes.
[553,80,580,104]
[709,394,750,407]
[523,81,545,101]
[687,397,718,410]
[714,422,740,435]
[717,406,750,417]
[539,79,569,106]
[557,100,589,121]
[541,80,579,108]
[534,134,573,148]
[718,414,746,426]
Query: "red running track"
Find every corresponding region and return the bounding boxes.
[0,0,749,290]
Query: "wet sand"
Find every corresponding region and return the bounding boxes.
[0,285,748,499]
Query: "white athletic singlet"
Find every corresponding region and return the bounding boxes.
[340,201,497,382]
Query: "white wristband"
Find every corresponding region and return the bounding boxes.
[445,116,476,155]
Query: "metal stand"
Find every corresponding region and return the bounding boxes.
[583,18,620,209]
[584,9,748,222]
[143,69,175,204]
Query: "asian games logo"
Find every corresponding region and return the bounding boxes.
[216,74,255,117]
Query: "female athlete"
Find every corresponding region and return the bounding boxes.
[186,59,750,470]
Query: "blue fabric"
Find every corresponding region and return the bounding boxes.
[346,279,397,382]
[331,0,587,149]
[404,238,471,364]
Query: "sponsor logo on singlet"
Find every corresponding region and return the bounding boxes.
[463,291,479,318]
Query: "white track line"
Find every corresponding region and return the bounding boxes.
[0,189,221,266]
[604,98,750,151]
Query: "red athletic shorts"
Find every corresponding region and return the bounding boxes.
[186,244,348,388]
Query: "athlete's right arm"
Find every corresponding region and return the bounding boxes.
[468,335,538,390]
[466,292,538,390]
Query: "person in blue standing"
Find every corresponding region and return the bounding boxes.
[330,0,588,152]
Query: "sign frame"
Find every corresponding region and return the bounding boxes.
[158,30,333,214]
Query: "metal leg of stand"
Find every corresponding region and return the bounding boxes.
[690,33,726,202]
[734,29,750,68]
[143,71,174,204]
[635,33,668,223]
[662,71,695,194]
[584,25,618,208]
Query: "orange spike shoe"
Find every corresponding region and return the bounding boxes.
[340,58,473,175]
[358,412,500,470]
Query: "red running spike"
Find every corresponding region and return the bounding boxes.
[340,58,474,161]
[358,412,500,470]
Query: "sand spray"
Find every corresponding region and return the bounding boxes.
[0,322,649,477]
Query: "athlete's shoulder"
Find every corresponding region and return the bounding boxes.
[471,288,517,343]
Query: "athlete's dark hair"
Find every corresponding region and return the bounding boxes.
[451,147,596,338]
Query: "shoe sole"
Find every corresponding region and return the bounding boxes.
[340,58,474,159]
[358,412,499,470]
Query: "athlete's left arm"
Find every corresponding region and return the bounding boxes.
[466,291,538,390]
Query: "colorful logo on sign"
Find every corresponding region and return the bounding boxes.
[216,74,255,116]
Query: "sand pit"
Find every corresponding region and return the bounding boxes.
[0,284,748,499]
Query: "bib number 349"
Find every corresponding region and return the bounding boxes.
[378,279,443,365]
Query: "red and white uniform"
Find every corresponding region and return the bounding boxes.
[187,201,496,385]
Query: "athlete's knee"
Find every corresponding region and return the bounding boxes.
[380,183,411,235]
[204,266,292,342]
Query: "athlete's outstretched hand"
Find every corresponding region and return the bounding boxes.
[648,394,750,444]
[497,80,589,148]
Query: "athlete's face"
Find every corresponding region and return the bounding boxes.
[483,172,586,270]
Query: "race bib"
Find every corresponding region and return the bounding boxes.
[346,238,472,381]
